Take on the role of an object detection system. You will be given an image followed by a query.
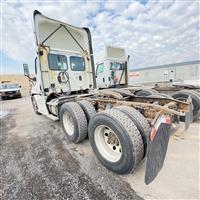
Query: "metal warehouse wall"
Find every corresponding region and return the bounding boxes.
[129,61,200,85]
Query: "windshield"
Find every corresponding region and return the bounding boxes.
[110,62,124,70]
[0,83,19,89]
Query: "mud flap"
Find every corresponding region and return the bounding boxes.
[145,123,171,185]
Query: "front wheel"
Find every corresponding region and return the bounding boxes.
[88,109,144,174]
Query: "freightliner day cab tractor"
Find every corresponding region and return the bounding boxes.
[24,10,193,185]
[96,46,127,89]
[96,46,200,121]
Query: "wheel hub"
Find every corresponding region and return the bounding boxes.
[63,112,75,136]
[106,132,119,145]
[94,125,122,162]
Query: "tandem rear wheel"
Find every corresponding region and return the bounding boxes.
[60,100,96,143]
[60,102,88,143]
[88,109,144,174]
[60,101,146,175]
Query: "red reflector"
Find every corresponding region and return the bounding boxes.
[114,77,119,81]
[166,116,171,124]
[150,127,157,141]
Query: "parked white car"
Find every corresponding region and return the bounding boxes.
[0,83,22,100]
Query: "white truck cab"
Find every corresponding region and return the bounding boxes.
[25,10,96,118]
[96,46,128,89]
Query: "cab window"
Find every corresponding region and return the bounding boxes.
[110,62,124,70]
[48,53,68,70]
[70,56,85,71]
[96,63,104,75]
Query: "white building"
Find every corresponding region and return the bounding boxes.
[129,60,200,86]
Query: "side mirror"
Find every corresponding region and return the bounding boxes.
[23,64,30,77]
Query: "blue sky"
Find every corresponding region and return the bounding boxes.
[1,0,199,74]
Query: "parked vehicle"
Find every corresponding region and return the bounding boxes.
[95,47,200,121]
[0,82,22,100]
[96,46,127,89]
[24,10,193,185]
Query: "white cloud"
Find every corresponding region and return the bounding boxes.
[123,1,145,18]
[1,0,199,74]
[104,1,129,12]
[1,1,100,62]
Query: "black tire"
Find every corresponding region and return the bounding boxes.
[77,100,96,123]
[171,90,200,120]
[149,94,173,99]
[159,93,173,99]
[88,109,144,174]
[114,106,150,157]
[187,90,200,98]
[60,102,87,143]
[148,94,164,98]
[17,94,22,98]
[2,96,7,100]
[31,96,41,115]
[135,89,158,97]
[113,89,132,96]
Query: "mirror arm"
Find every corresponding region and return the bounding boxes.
[25,75,36,82]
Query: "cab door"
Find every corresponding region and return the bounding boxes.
[109,61,125,86]
[96,62,111,88]
[47,52,69,93]
[68,55,88,91]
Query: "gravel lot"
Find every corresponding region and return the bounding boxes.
[0,97,199,199]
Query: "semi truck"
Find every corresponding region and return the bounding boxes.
[96,46,127,89]
[24,10,193,185]
[96,47,200,121]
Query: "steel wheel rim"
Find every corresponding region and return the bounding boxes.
[94,125,122,162]
[63,112,74,136]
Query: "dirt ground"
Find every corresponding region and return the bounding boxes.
[0,97,199,200]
